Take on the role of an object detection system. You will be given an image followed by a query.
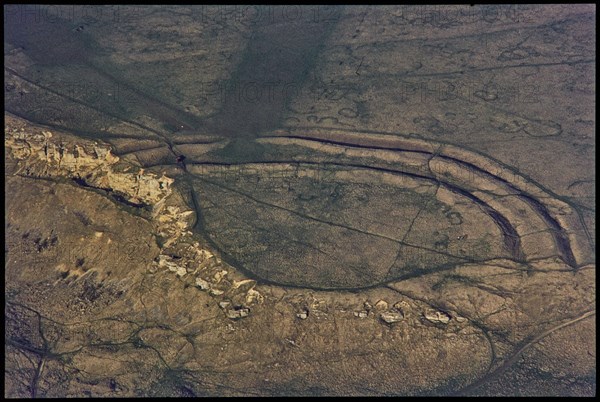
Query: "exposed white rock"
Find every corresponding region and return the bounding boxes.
[380,309,404,324]
[157,254,180,272]
[213,269,228,283]
[226,308,249,320]
[354,311,369,318]
[195,277,210,290]
[232,279,256,289]
[394,300,411,310]
[374,300,388,310]
[296,309,309,320]
[245,288,263,305]
[424,310,451,324]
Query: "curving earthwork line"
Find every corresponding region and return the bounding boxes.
[173,127,593,289]
[263,127,593,268]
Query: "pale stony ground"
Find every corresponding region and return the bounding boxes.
[4,5,596,397]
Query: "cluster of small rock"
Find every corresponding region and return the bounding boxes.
[153,205,196,248]
[150,201,265,319]
[349,300,404,323]
[336,299,465,326]
[150,196,264,318]
[423,310,452,324]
